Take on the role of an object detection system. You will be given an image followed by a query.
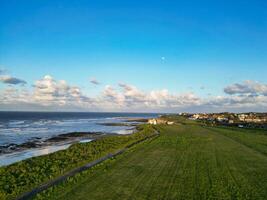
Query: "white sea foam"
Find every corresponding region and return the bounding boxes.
[0,144,72,166]
[79,139,93,143]
[0,128,21,133]
[115,129,135,135]
[9,120,25,125]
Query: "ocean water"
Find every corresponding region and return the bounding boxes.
[0,112,158,146]
[0,112,158,166]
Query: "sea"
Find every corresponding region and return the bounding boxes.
[0,112,159,166]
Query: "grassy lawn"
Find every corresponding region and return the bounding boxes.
[35,124,267,200]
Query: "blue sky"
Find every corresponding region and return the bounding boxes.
[0,0,267,112]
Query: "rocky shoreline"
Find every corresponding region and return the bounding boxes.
[124,118,149,123]
[0,132,110,155]
[0,118,148,155]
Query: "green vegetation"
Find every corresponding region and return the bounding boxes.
[207,126,267,156]
[0,125,156,200]
[1,116,267,200]
[35,121,267,200]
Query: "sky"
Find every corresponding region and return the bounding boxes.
[0,0,267,113]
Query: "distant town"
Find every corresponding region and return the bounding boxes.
[147,112,267,129]
[179,112,267,129]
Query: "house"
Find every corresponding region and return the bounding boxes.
[238,114,247,121]
[216,116,228,122]
[148,118,174,125]
[148,119,157,125]
[192,114,200,119]
[228,120,234,124]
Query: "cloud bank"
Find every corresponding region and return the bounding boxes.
[32,75,92,106]
[0,76,267,112]
[224,80,267,96]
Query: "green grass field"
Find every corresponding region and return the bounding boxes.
[35,123,267,200]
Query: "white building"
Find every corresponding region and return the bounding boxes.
[192,114,200,119]
[148,119,157,125]
[148,118,174,125]
[238,114,247,121]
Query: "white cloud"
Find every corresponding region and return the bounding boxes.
[200,80,267,111]
[1,77,267,112]
[102,83,202,110]
[224,80,267,96]
[205,95,267,112]
[0,87,31,105]
[103,85,125,106]
[0,75,92,110]
[32,75,92,106]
